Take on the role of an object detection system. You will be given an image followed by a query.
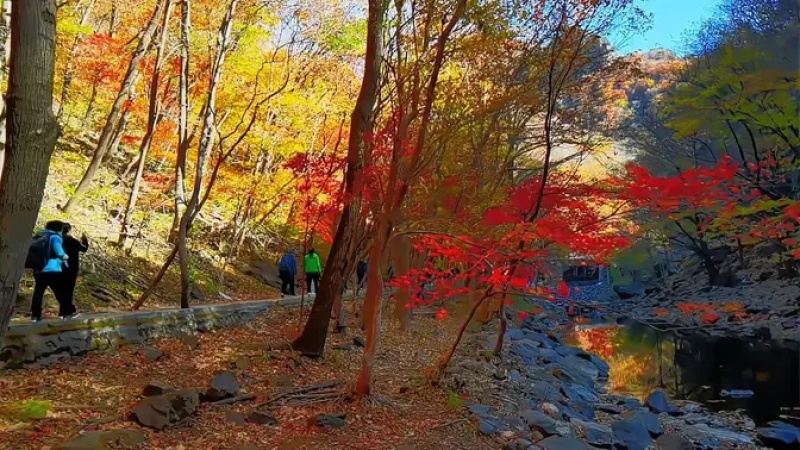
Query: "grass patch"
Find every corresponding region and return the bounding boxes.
[2,400,53,422]
[446,391,466,411]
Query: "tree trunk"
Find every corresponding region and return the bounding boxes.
[107,102,131,159]
[354,226,387,395]
[173,0,191,243]
[119,0,173,247]
[431,291,490,383]
[291,0,384,357]
[0,0,59,342]
[62,0,164,213]
[56,0,96,120]
[177,0,238,308]
[390,234,412,330]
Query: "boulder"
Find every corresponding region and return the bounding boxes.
[654,433,693,450]
[595,404,622,415]
[55,430,145,450]
[225,411,246,426]
[520,410,559,436]
[203,371,240,402]
[633,410,664,437]
[756,427,799,447]
[247,410,278,426]
[571,419,612,448]
[612,419,653,450]
[131,389,200,430]
[353,337,366,348]
[141,382,174,397]
[537,436,590,450]
[506,328,526,341]
[312,413,347,428]
[645,390,670,414]
[512,340,542,363]
[685,424,753,445]
[138,347,164,361]
[477,417,503,435]
[550,363,594,388]
[560,384,599,404]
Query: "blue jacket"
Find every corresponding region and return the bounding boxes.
[279,252,297,277]
[40,230,67,273]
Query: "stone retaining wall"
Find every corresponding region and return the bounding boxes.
[0,297,302,370]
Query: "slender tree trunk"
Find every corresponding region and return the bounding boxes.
[119,0,173,247]
[354,226,387,394]
[81,81,99,127]
[62,0,164,213]
[56,0,96,120]
[0,0,59,342]
[391,232,412,330]
[291,0,385,357]
[172,0,190,242]
[177,0,238,308]
[107,102,131,159]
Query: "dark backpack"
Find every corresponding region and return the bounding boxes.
[25,232,52,271]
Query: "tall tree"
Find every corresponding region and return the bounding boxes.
[0,0,60,342]
[291,0,386,356]
[61,0,165,213]
[118,0,174,247]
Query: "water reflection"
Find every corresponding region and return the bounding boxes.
[565,321,800,425]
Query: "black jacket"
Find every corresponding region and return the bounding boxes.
[62,235,88,275]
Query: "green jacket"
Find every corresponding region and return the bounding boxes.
[304,252,322,273]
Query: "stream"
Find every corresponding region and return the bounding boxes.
[565,319,800,427]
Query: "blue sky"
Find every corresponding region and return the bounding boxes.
[611,0,720,54]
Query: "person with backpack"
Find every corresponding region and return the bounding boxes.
[304,248,322,295]
[278,249,297,297]
[58,223,88,317]
[27,220,70,322]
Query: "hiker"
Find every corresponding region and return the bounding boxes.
[356,260,367,294]
[304,248,322,295]
[27,220,70,322]
[58,223,88,317]
[278,249,297,297]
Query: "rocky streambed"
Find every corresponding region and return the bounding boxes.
[445,313,800,449]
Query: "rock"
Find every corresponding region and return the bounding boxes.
[512,340,542,362]
[233,356,250,370]
[559,402,594,422]
[138,347,164,361]
[141,382,174,397]
[352,337,366,348]
[524,331,555,349]
[55,430,146,450]
[633,410,663,437]
[550,363,594,388]
[493,369,508,380]
[312,413,347,428]
[561,356,600,383]
[203,371,240,402]
[520,410,559,436]
[509,370,522,384]
[757,427,799,446]
[680,403,702,414]
[478,417,502,435]
[537,436,590,450]
[654,433,693,450]
[541,402,560,418]
[685,424,753,445]
[247,410,278,425]
[131,389,200,430]
[645,390,670,414]
[682,413,710,425]
[612,419,653,450]
[588,355,610,379]
[506,328,526,341]
[225,411,246,426]
[571,419,612,448]
[468,404,493,418]
[530,381,563,403]
[595,404,622,414]
[743,418,756,431]
[176,332,200,349]
[560,384,599,404]
[554,346,588,358]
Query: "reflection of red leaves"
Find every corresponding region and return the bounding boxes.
[654,308,669,317]
[700,313,720,324]
[435,308,449,320]
[557,281,570,297]
[518,312,529,321]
